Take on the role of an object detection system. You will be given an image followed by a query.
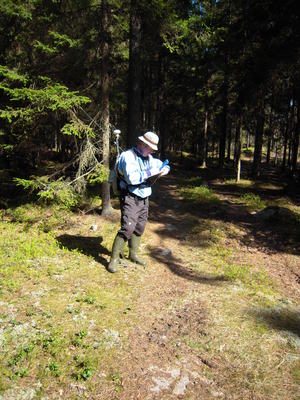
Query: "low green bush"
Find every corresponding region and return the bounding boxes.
[239,192,266,211]
[180,184,221,204]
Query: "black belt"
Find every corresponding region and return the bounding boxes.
[120,191,148,206]
[127,191,147,201]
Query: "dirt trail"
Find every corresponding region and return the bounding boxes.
[100,172,300,400]
[99,176,216,399]
[116,228,214,399]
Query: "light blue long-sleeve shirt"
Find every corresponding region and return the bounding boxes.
[117,147,170,198]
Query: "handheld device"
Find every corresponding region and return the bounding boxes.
[160,159,169,171]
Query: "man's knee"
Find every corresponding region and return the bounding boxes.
[118,224,135,240]
[134,222,147,236]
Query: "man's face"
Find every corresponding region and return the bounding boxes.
[137,142,154,157]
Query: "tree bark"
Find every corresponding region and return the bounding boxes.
[219,55,229,168]
[199,88,208,168]
[291,101,300,173]
[235,114,242,182]
[158,51,168,159]
[100,0,112,216]
[282,110,289,171]
[226,118,232,161]
[127,0,142,147]
[252,99,265,177]
[266,135,271,164]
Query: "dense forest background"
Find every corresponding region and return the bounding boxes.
[1,0,299,210]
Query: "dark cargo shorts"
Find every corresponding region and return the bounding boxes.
[118,192,149,240]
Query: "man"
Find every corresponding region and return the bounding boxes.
[107,131,170,273]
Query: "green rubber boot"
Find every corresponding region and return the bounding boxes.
[129,234,146,266]
[107,235,126,273]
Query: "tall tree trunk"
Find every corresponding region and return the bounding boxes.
[282,111,289,171]
[127,0,142,147]
[100,0,112,216]
[288,139,292,169]
[145,64,153,129]
[266,104,274,164]
[234,114,242,182]
[226,118,232,161]
[158,56,167,160]
[219,55,228,168]
[252,99,265,177]
[199,90,208,168]
[292,101,300,173]
[266,134,272,164]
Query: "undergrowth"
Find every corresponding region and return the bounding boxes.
[238,192,266,211]
[1,182,299,399]
[181,217,299,399]
[179,178,221,204]
[0,204,136,396]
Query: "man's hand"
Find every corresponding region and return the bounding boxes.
[149,167,161,177]
[159,166,169,176]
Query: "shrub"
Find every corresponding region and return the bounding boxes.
[180,184,221,204]
[239,193,265,211]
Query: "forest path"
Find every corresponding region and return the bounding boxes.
[113,183,218,399]
[102,169,300,400]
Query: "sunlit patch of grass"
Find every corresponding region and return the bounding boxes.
[176,275,298,398]
[0,224,61,294]
[255,182,284,191]
[224,178,254,187]
[179,184,221,204]
[163,188,298,399]
[223,263,274,293]
[225,178,284,192]
[178,176,221,204]
[291,360,300,384]
[223,263,250,282]
[226,224,247,240]
[0,204,138,397]
[205,238,276,296]
[185,284,299,399]
[185,221,225,248]
[1,190,299,399]
[238,192,266,211]
[4,204,70,233]
[270,196,297,208]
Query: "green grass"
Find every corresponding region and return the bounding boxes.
[224,178,254,188]
[291,360,300,384]
[1,193,299,399]
[179,182,221,204]
[0,204,137,396]
[166,180,298,398]
[238,192,266,211]
[180,233,299,399]
[224,178,284,192]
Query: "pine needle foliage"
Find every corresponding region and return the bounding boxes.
[0,67,91,124]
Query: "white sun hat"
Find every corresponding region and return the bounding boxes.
[138,131,159,151]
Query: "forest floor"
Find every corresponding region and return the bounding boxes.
[0,160,300,399]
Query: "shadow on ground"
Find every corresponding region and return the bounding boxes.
[148,245,230,285]
[149,164,300,256]
[56,234,109,267]
[249,307,300,337]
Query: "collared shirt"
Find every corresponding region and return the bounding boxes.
[117,147,169,198]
